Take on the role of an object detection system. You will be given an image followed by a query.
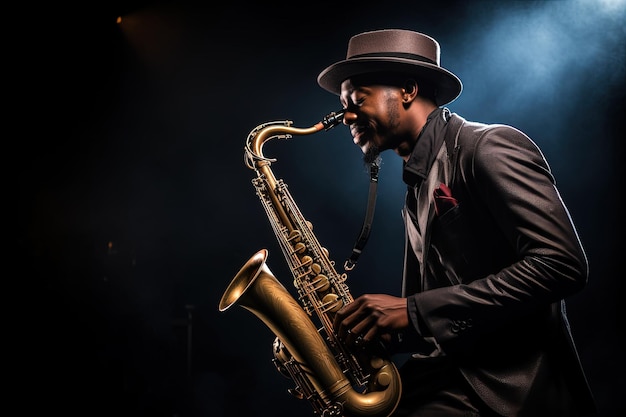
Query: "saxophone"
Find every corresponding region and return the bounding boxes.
[218,110,402,417]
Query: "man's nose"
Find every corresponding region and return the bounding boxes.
[343,110,357,125]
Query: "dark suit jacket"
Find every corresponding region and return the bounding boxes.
[400,114,596,416]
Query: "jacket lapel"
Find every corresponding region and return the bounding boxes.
[403,142,451,290]
[417,142,451,284]
[402,113,465,295]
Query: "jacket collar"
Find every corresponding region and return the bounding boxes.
[402,107,450,188]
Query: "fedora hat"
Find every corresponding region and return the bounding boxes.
[317,29,462,106]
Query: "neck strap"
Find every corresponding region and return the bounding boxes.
[344,158,380,271]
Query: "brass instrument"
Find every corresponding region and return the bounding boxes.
[219,110,401,417]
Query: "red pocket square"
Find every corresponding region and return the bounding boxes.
[433,183,458,216]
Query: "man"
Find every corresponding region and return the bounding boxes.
[317,29,596,416]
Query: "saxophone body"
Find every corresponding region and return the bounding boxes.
[219,111,401,417]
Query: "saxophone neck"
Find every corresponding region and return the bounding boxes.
[245,110,345,168]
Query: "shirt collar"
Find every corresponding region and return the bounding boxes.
[402,107,450,187]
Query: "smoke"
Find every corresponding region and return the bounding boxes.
[449,0,626,128]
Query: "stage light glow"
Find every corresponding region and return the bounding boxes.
[113,5,187,73]
[594,0,626,13]
[448,0,625,134]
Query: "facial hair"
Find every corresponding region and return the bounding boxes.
[363,144,381,167]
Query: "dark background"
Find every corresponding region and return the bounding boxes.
[17,1,624,416]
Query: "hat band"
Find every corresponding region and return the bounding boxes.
[349,52,437,66]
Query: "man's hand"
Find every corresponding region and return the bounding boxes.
[333,294,409,346]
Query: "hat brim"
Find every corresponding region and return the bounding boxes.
[317,57,463,106]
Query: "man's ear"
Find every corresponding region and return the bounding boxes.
[402,79,418,102]
[404,79,416,94]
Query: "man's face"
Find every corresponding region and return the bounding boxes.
[339,78,405,158]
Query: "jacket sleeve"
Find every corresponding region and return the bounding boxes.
[409,124,589,354]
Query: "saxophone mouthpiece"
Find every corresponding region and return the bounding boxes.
[322,109,345,130]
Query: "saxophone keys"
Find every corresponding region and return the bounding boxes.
[300,255,313,267]
[310,262,322,275]
[272,338,292,378]
[311,274,330,291]
[370,356,384,369]
[322,293,343,312]
[287,230,302,242]
[293,242,306,254]
[375,370,393,388]
[287,387,304,399]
